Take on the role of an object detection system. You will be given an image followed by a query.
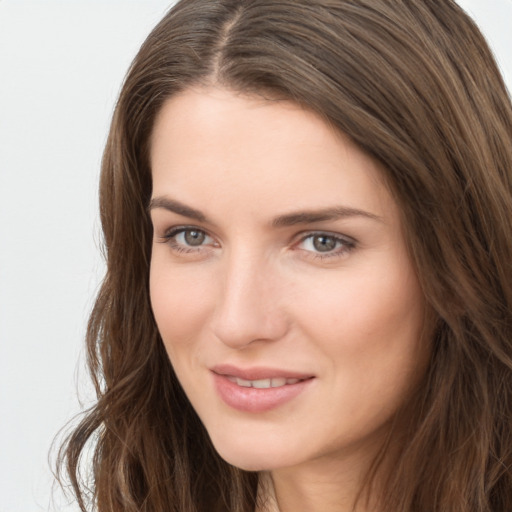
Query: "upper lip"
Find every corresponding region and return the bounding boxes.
[211,364,314,381]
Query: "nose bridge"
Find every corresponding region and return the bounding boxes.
[212,246,288,348]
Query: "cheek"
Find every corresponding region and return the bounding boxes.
[293,259,425,367]
[299,267,427,430]
[149,259,214,352]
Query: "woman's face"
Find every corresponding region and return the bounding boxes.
[149,87,428,472]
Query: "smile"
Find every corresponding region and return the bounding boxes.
[226,376,303,388]
[211,365,315,413]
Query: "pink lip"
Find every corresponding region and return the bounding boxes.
[211,365,315,413]
[212,364,313,381]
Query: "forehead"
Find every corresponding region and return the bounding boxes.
[149,86,394,222]
[150,86,344,159]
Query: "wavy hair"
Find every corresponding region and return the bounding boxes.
[57,1,512,510]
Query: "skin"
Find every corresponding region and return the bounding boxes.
[149,87,429,511]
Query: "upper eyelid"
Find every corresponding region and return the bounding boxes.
[293,231,357,258]
[295,230,356,244]
[158,225,356,247]
[162,225,211,237]
[294,233,357,261]
[163,226,217,250]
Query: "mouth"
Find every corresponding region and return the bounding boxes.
[211,364,315,413]
[225,376,306,388]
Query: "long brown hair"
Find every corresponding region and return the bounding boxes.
[57,1,512,510]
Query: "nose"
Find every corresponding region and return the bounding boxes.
[211,251,290,349]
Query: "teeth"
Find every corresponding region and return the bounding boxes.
[252,379,271,389]
[229,376,302,388]
[236,378,252,387]
[271,377,286,387]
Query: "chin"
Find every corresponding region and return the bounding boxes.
[215,448,286,472]
[207,428,301,472]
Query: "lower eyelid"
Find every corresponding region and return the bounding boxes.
[294,233,356,260]
[161,227,218,252]
[300,233,354,248]
[157,228,354,257]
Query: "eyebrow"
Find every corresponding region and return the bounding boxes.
[148,196,382,226]
[271,206,382,227]
[148,196,207,222]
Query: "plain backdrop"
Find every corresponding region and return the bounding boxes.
[0,1,511,511]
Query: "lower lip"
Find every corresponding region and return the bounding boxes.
[212,373,313,413]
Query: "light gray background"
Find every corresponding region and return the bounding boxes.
[0,1,511,511]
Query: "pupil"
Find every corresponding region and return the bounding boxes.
[184,230,205,246]
[313,235,336,252]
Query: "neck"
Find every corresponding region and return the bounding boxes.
[256,436,391,512]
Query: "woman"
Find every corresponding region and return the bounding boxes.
[57,0,512,511]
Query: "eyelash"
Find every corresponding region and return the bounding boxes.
[159,226,356,260]
[298,232,356,260]
[160,226,217,254]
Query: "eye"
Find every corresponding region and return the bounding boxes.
[297,232,355,259]
[176,228,208,246]
[160,226,217,254]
